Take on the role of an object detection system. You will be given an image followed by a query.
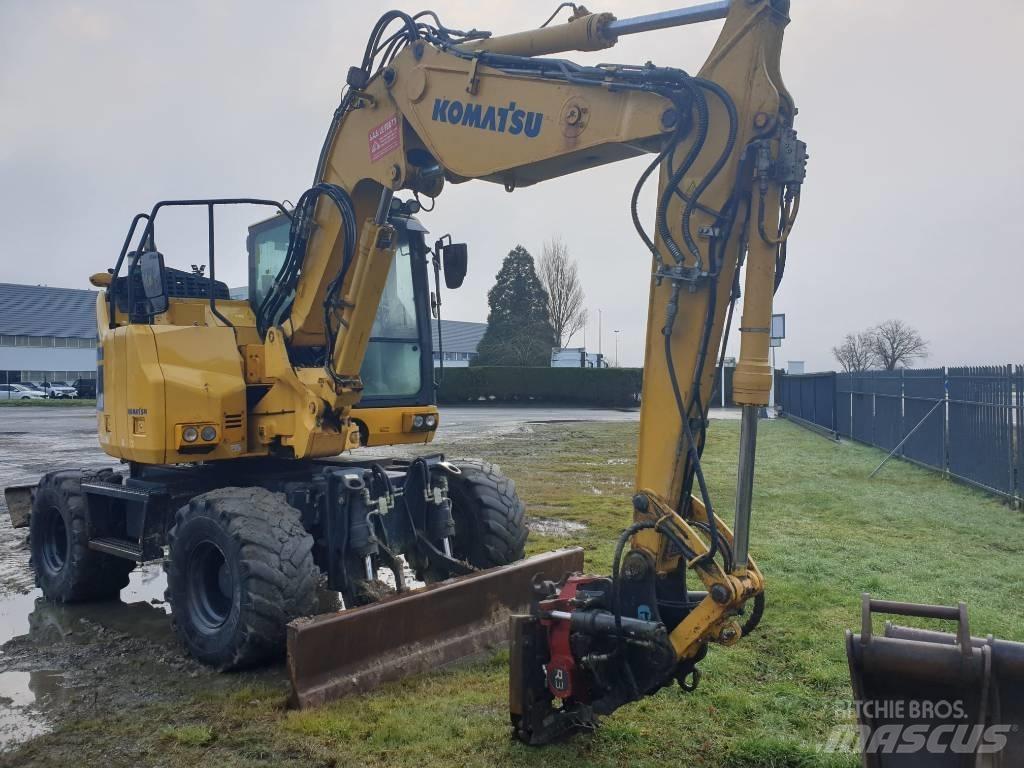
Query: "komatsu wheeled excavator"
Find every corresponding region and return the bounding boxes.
[7,0,810,744]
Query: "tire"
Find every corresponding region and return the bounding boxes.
[444,460,528,569]
[30,470,135,602]
[165,487,319,670]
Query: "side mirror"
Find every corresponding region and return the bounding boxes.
[441,242,468,289]
[139,251,169,315]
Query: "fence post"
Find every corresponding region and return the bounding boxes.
[942,367,950,478]
[1006,364,1014,502]
[831,371,837,433]
[899,369,905,457]
[1017,365,1023,508]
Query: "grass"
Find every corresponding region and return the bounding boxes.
[161,724,215,747]
[0,398,96,407]
[8,419,1024,768]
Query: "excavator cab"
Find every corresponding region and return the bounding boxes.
[246,203,444,447]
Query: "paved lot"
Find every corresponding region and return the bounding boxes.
[0,402,744,495]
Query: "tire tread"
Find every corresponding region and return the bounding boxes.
[166,486,318,669]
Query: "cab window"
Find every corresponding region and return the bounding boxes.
[247,217,424,400]
[249,217,291,312]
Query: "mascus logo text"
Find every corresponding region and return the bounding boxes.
[431,98,543,138]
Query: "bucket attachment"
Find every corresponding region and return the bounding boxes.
[287,547,584,708]
[846,595,1024,767]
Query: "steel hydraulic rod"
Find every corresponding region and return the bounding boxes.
[469,1,731,57]
[732,404,758,570]
[606,1,731,37]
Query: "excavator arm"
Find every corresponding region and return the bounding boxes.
[262,0,804,739]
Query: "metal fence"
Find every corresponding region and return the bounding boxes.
[780,366,1024,504]
[775,372,836,433]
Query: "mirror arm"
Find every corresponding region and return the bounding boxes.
[430,247,444,385]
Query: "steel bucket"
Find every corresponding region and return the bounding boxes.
[845,595,1023,767]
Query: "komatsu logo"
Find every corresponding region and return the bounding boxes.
[431,98,544,138]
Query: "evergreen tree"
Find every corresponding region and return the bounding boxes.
[475,245,555,366]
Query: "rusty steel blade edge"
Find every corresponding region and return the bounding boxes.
[287,547,585,708]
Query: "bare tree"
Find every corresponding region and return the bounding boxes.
[871,319,929,370]
[832,332,879,373]
[538,236,587,348]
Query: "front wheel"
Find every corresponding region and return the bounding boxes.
[165,487,319,670]
[443,460,528,570]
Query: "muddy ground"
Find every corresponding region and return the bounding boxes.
[0,404,656,758]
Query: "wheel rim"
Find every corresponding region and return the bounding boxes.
[40,508,67,575]
[186,541,233,632]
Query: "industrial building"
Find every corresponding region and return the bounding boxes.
[550,347,607,368]
[431,319,485,367]
[0,283,99,386]
[0,282,486,384]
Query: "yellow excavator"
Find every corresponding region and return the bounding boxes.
[6,0,797,739]
[14,1,1017,759]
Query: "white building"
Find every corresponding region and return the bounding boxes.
[551,347,608,368]
[0,283,99,385]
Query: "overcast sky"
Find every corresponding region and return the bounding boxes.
[2,1,1021,370]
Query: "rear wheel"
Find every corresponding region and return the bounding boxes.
[30,470,134,602]
[166,487,319,670]
[444,460,528,570]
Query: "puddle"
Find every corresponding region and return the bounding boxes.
[0,563,169,647]
[0,564,171,752]
[0,670,54,749]
[376,555,427,592]
[527,516,588,537]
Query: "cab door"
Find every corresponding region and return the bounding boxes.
[246,213,435,408]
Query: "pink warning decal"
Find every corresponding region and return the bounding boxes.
[369,115,400,162]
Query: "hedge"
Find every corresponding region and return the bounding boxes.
[437,366,642,407]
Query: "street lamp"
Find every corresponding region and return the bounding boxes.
[613,329,621,367]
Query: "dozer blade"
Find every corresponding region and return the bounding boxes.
[287,547,584,708]
[846,595,1024,767]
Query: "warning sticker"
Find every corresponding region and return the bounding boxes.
[368,115,400,162]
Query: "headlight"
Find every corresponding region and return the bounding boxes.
[182,426,199,443]
[413,415,425,428]
[425,415,437,428]
[200,426,217,442]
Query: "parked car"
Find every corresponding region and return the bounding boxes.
[39,381,78,399]
[0,384,48,401]
[71,378,97,398]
